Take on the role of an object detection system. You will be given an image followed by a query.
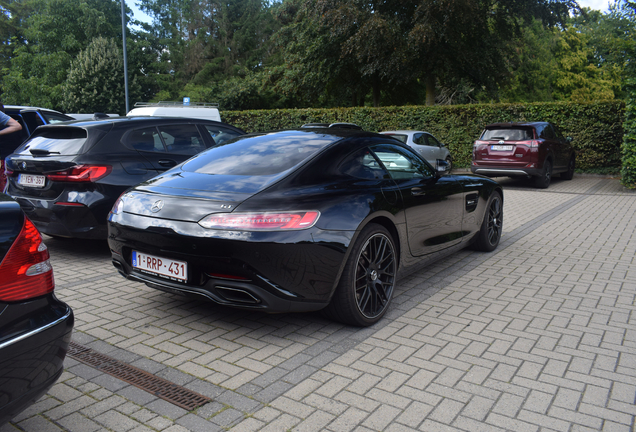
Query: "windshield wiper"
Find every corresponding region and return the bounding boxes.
[30,149,61,155]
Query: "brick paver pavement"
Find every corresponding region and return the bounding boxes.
[2,175,635,432]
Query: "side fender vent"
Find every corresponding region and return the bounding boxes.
[466,193,479,212]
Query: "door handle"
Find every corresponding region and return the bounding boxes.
[158,159,177,168]
[411,187,426,196]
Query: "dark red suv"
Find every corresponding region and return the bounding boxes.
[471,122,575,188]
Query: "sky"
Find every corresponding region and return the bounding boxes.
[127,0,614,25]
[578,0,613,11]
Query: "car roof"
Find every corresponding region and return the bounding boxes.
[381,130,429,135]
[249,127,382,141]
[40,115,238,128]
[485,122,547,128]
[4,105,66,114]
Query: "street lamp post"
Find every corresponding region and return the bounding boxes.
[121,0,130,114]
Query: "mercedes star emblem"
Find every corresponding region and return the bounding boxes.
[150,200,164,213]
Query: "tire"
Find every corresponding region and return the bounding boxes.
[533,159,552,188]
[322,224,397,326]
[472,191,503,252]
[561,155,575,180]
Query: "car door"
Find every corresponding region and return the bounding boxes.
[539,124,566,169]
[411,133,436,164]
[201,124,245,146]
[369,143,464,257]
[552,124,571,168]
[423,133,445,162]
[129,123,207,172]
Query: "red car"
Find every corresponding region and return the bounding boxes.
[0,193,74,426]
[471,122,575,188]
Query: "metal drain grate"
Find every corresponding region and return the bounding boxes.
[68,341,211,411]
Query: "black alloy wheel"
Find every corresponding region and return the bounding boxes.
[534,159,552,188]
[354,232,396,319]
[472,191,503,252]
[323,224,397,326]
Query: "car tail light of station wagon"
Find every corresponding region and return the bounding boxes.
[0,217,54,301]
[47,165,112,182]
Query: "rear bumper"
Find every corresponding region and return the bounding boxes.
[107,218,355,313]
[0,296,74,425]
[11,196,107,239]
[112,257,329,313]
[471,166,542,178]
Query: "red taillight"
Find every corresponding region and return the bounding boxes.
[47,165,112,182]
[0,217,54,301]
[54,202,86,207]
[199,211,320,230]
[530,140,539,148]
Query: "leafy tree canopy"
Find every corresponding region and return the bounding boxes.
[62,37,142,114]
[0,0,157,111]
[270,0,578,107]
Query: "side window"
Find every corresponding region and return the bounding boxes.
[552,124,564,140]
[204,125,243,146]
[43,113,73,124]
[127,127,164,152]
[339,148,389,180]
[412,133,425,145]
[158,124,206,155]
[426,134,441,147]
[540,125,555,139]
[370,144,435,180]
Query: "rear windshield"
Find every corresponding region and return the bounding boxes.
[481,128,534,141]
[15,127,88,156]
[183,130,339,176]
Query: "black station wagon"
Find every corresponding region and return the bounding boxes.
[4,116,245,239]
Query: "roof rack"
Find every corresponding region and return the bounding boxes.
[133,101,220,108]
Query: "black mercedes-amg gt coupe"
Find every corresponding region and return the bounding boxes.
[107,126,503,326]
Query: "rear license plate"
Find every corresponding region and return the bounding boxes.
[18,174,46,188]
[132,251,188,282]
[491,145,513,151]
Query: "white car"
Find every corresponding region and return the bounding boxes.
[381,130,453,170]
[127,102,221,122]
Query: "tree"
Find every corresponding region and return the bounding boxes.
[1,0,157,111]
[62,37,141,114]
[569,3,636,98]
[271,0,577,107]
[552,25,619,101]
[137,0,281,102]
[1,0,124,109]
[501,17,621,103]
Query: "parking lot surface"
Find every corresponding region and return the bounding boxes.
[2,175,636,432]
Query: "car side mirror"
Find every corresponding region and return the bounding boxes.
[435,159,450,175]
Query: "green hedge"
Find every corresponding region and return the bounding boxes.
[621,81,636,188]
[223,101,625,171]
